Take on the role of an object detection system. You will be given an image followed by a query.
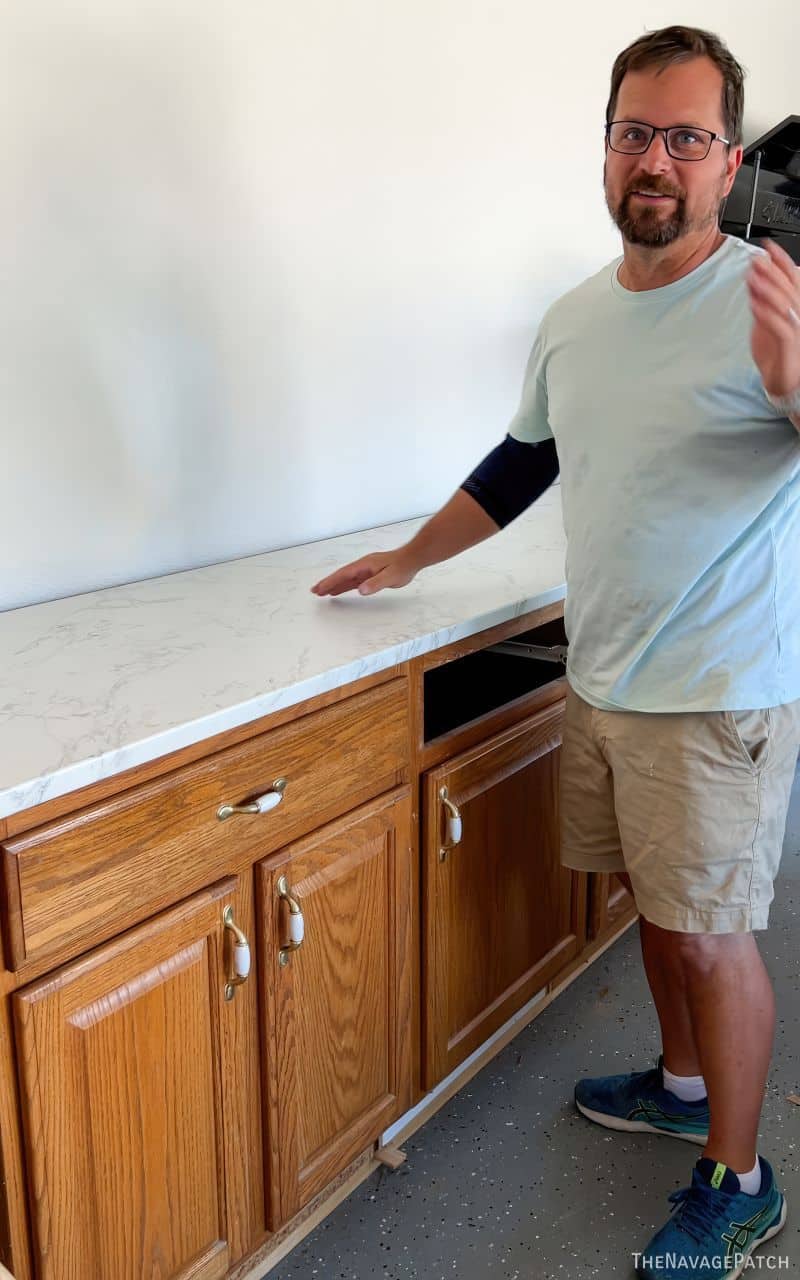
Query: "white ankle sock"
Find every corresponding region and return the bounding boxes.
[662,1063,707,1102]
[735,1156,762,1196]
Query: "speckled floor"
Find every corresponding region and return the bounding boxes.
[266,773,800,1279]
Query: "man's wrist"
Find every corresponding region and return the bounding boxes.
[396,541,427,574]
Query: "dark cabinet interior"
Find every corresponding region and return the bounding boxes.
[423,616,567,742]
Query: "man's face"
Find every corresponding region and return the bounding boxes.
[604,56,742,248]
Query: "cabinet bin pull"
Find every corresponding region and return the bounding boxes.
[277,874,305,966]
[223,905,251,1001]
[439,786,462,861]
[217,777,287,821]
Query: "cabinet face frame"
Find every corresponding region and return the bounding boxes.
[12,878,255,1280]
[257,789,413,1229]
[421,697,586,1089]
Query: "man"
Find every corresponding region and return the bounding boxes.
[311,26,800,1277]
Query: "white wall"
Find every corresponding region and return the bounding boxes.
[2,0,796,609]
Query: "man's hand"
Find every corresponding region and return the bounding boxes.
[311,489,502,599]
[746,238,800,399]
[310,549,419,597]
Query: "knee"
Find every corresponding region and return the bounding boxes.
[643,921,745,980]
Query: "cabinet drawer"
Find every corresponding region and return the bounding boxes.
[2,678,409,971]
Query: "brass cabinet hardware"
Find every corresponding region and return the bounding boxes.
[277,874,305,966]
[439,786,462,861]
[217,777,287,821]
[222,905,251,1001]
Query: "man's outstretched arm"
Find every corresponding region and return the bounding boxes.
[310,435,558,597]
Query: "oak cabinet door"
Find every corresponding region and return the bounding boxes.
[14,878,250,1280]
[258,790,413,1227]
[422,699,586,1088]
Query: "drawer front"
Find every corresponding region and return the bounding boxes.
[2,678,409,971]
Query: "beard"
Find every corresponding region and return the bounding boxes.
[604,162,726,248]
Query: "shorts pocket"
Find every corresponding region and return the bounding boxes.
[723,708,771,773]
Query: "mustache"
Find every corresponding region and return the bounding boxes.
[624,176,684,199]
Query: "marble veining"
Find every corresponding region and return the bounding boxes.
[0,489,566,818]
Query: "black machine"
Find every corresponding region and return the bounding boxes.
[720,115,800,263]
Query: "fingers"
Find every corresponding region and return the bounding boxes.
[358,567,396,595]
[747,269,793,316]
[747,253,799,327]
[357,575,383,596]
[749,244,799,308]
[311,553,409,596]
[311,546,417,597]
[748,293,798,344]
[760,237,800,286]
[311,558,380,596]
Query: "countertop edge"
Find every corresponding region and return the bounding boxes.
[0,582,567,821]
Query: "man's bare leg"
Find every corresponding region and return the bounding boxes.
[619,868,774,1174]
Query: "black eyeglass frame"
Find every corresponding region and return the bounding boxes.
[605,119,731,161]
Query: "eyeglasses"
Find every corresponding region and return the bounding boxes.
[606,120,730,161]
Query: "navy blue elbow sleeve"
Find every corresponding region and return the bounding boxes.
[460,435,559,528]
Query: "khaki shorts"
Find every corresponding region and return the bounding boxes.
[559,685,800,933]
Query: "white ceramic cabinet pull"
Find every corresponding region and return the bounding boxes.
[222,905,251,1001]
[234,943,251,978]
[217,777,287,821]
[277,874,305,966]
[439,786,462,861]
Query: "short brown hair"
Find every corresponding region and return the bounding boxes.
[606,25,745,146]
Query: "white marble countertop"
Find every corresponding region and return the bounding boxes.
[1,488,566,819]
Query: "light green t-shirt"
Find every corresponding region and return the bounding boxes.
[509,234,800,711]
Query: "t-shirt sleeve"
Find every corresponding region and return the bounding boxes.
[507,319,553,444]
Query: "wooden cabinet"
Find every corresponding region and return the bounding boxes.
[257,789,413,1226]
[588,871,638,941]
[421,698,586,1089]
[13,878,252,1280]
[0,607,638,1280]
[2,675,415,1280]
[1,678,408,974]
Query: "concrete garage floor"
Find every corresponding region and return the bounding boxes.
[267,773,800,1279]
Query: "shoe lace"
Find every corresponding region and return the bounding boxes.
[668,1182,732,1245]
[636,1067,662,1093]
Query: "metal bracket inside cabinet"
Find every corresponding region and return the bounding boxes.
[486,641,568,664]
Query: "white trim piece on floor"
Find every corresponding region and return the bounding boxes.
[379,984,549,1148]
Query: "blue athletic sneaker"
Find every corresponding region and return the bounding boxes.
[636,1156,786,1277]
[574,1056,709,1144]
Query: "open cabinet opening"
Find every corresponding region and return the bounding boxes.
[423,615,567,742]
